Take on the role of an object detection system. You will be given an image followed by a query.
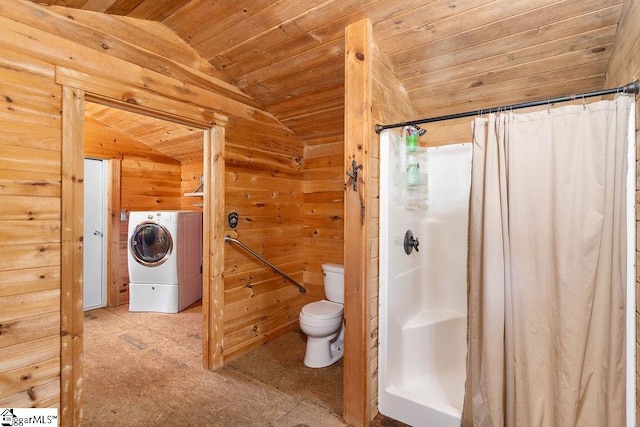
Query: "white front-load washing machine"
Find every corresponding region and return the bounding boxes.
[128,211,202,313]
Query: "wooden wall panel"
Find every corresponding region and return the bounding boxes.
[302,128,344,301]
[222,116,304,361]
[0,357,61,401]
[0,42,62,410]
[120,157,182,210]
[181,158,204,210]
[0,266,61,345]
[0,378,60,408]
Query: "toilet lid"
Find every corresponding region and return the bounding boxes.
[301,300,343,319]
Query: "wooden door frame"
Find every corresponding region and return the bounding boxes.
[106,158,122,308]
[79,154,121,308]
[60,79,227,425]
[81,156,110,310]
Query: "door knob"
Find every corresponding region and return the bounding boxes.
[93,230,103,237]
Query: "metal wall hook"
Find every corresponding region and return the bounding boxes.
[346,160,363,191]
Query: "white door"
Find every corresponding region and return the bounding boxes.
[84,158,107,310]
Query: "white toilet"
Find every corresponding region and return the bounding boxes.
[299,263,345,368]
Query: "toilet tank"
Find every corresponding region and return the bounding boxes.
[322,263,344,304]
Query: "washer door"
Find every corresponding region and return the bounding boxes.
[129,221,173,266]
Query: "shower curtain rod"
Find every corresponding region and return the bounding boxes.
[374,80,640,134]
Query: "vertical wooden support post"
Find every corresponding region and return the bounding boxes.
[202,117,228,370]
[61,86,85,426]
[107,159,121,307]
[344,18,373,427]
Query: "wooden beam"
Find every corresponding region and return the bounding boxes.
[54,64,272,127]
[202,120,227,370]
[343,18,373,427]
[107,159,121,308]
[60,85,84,426]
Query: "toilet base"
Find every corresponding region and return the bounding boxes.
[303,327,344,368]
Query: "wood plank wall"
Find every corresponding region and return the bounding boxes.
[222,116,304,361]
[0,46,62,410]
[182,158,204,210]
[303,139,344,302]
[0,0,305,417]
[604,0,640,419]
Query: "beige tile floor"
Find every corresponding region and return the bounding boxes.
[82,302,402,426]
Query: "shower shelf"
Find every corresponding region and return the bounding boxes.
[406,173,428,187]
[404,309,465,329]
[184,174,204,197]
[397,142,429,209]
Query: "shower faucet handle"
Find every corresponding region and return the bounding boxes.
[403,230,419,255]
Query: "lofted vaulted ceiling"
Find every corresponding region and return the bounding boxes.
[42,0,627,156]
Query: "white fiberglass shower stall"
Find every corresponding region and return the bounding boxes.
[378,130,472,426]
[378,101,637,426]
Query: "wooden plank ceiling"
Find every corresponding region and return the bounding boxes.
[84,102,204,162]
[42,0,626,155]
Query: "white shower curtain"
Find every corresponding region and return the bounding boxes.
[462,95,634,427]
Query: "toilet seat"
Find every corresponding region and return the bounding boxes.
[301,300,343,320]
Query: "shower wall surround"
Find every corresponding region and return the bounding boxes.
[378,130,472,427]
